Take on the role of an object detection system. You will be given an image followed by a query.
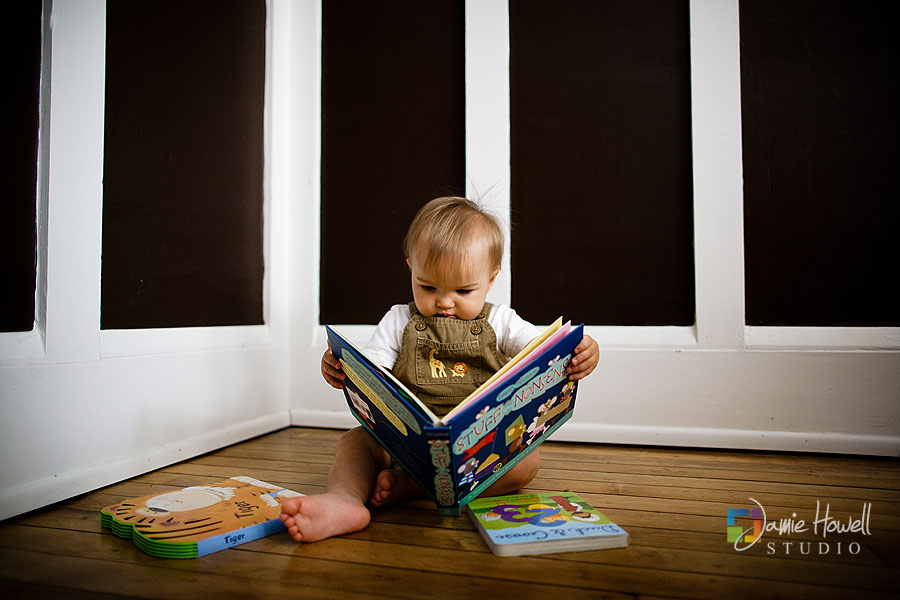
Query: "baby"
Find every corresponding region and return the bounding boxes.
[280,197,599,542]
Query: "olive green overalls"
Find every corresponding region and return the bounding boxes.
[392,302,507,417]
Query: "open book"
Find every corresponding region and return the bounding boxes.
[325,319,583,516]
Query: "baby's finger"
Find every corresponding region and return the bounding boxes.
[567,358,588,374]
[574,337,591,353]
[322,360,343,377]
[323,354,341,370]
[322,362,345,388]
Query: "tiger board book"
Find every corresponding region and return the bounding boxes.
[100,476,303,558]
[325,318,584,516]
[467,492,629,556]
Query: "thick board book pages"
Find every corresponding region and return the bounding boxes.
[467,492,629,556]
[100,476,303,558]
[325,319,584,516]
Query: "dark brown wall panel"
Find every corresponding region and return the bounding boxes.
[319,0,466,325]
[741,1,899,326]
[510,0,695,326]
[1,1,41,332]
[101,0,266,329]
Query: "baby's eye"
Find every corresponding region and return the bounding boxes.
[421,285,436,292]
[457,289,473,295]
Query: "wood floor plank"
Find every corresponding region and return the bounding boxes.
[540,444,900,473]
[538,455,900,489]
[544,440,900,471]
[0,580,134,599]
[535,467,900,506]
[189,454,332,473]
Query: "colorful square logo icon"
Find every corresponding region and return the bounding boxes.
[727,506,762,544]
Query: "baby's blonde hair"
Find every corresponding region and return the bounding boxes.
[403,197,504,282]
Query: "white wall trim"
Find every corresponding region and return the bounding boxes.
[0,411,289,522]
[43,0,106,365]
[291,409,358,431]
[286,0,326,413]
[0,331,45,363]
[554,422,900,457]
[262,0,290,352]
[99,325,275,358]
[34,0,54,351]
[689,0,746,350]
[745,327,900,350]
[465,0,511,307]
[316,324,700,351]
[588,326,698,349]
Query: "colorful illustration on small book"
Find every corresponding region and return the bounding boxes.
[468,492,629,556]
[100,476,303,558]
[474,495,606,528]
[340,352,420,436]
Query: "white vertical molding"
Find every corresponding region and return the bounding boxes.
[35,0,54,347]
[2,0,61,364]
[465,0,511,307]
[264,0,288,349]
[689,0,746,349]
[286,0,327,414]
[43,0,106,363]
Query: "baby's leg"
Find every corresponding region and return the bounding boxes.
[479,449,541,498]
[371,467,426,507]
[280,427,390,542]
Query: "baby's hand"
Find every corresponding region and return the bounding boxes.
[321,341,346,389]
[566,334,599,381]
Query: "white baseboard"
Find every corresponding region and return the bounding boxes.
[0,412,290,521]
[289,410,900,457]
[552,422,900,457]
[291,408,358,430]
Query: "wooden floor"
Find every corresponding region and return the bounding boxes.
[1,427,899,599]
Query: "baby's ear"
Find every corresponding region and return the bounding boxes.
[406,257,412,270]
[489,266,500,284]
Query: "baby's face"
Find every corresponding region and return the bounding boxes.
[407,247,499,321]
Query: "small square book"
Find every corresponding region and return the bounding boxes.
[467,492,629,556]
[326,319,584,517]
[100,476,303,558]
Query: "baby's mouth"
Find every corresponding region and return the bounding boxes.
[437,313,457,319]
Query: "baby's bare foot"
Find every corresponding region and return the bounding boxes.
[371,468,425,507]
[279,493,370,543]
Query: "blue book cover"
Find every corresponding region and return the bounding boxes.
[325,320,583,516]
[467,492,629,556]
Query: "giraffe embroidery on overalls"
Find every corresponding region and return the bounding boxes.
[429,348,447,378]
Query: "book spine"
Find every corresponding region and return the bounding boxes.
[195,518,286,557]
[424,425,457,513]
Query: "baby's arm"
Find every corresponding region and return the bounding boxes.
[566,334,599,380]
[321,340,346,389]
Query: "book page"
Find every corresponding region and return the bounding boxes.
[440,318,565,422]
[327,325,439,424]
